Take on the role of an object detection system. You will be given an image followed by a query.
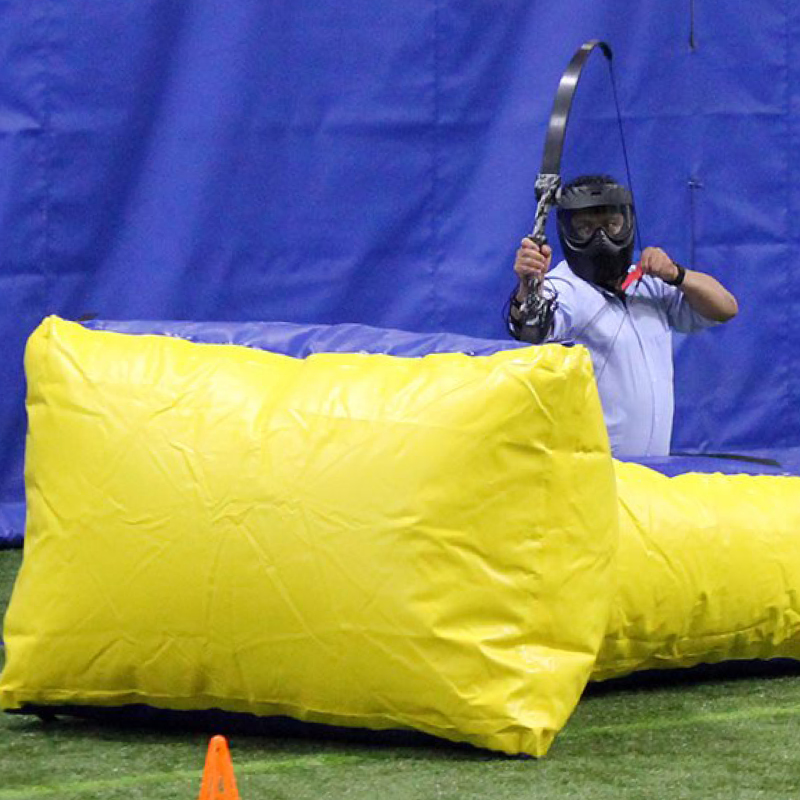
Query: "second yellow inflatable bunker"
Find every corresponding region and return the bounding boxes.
[594,461,800,681]
[0,317,618,758]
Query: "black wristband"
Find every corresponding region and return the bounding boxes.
[664,262,686,287]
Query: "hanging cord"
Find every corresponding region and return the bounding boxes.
[688,177,703,268]
[607,58,643,257]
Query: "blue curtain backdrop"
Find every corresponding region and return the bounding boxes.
[1,0,798,519]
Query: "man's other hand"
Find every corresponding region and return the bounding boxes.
[640,247,680,283]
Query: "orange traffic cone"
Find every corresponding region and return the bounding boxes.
[197,735,241,800]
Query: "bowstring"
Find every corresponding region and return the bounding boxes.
[607,57,643,257]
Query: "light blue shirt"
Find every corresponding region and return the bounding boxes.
[544,261,716,457]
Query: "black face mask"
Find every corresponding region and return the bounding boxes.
[556,182,635,291]
[559,226,634,290]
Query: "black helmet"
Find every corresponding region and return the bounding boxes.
[556,175,635,290]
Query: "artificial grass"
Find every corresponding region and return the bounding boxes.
[2,547,800,799]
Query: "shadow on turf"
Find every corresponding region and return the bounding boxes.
[585,657,800,696]
[8,703,522,761]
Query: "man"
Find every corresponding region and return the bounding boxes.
[507,174,738,457]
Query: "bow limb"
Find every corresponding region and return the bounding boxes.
[522,40,613,312]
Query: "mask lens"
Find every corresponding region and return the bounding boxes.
[566,206,632,245]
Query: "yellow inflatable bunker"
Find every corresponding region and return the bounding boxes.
[0,317,618,758]
[593,461,800,680]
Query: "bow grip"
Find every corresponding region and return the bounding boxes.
[527,232,548,248]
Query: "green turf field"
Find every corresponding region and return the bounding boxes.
[2,547,800,800]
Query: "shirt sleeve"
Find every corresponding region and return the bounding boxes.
[661,282,719,333]
[543,273,579,342]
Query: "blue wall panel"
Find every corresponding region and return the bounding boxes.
[0,0,799,516]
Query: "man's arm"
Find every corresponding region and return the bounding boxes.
[640,247,738,323]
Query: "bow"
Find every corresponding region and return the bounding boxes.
[521,40,614,316]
